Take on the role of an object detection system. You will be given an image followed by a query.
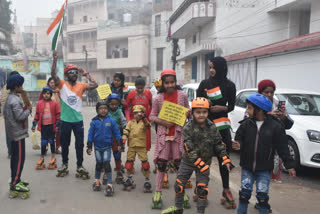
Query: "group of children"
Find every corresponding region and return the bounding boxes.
[3,56,296,214]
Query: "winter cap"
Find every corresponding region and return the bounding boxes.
[161,69,176,77]
[133,105,146,113]
[42,86,53,95]
[6,74,24,90]
[258,79,276,93]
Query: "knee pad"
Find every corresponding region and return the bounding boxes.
[173,159,181,171]
[96,162,103,172]
[195,183,209,200]
[125,161,134,171]
[141,161,150,171]
[256,192,270,209]
[174,179,184,195]
[103,161,111,173]
[239,189,251,204]
[48,138,54,145]
[156,159,168,172]
[113,151,121,160]
[41,139,47,146]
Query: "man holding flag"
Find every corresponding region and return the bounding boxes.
[48,0,98,178]
[196,56,237,209]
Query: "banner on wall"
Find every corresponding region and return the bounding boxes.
[12,61,40,73]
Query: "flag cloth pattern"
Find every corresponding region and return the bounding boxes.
[213,117,231,130]
[46,0,67,51]
[205,87,223,100]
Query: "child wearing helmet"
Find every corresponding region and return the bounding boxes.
[121,105,152,193]
[232,93,296,214]
[162,98,232,214]
[86,100,122,197]
[150,69,190,209]
[105,93,127,184]
[32,87,61,170]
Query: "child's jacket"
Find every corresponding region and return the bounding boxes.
[235,115,295,171]
[88,115,121,149]
[33,99,60,131]
[182,119,227,166]
[122,119,150,148]
[4,92,31,141]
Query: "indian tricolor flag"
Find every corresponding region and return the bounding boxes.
[123,86,130,95]
[213,117,231,130]
[205,87,223,100]
[46,0,67,51]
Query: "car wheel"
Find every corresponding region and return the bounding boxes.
[287,139,301,171]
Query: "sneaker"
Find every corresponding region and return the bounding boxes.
[274,179,282,184]
[55,149,61,155]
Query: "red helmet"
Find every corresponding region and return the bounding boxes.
[161,69,176,77]
[64,64,79,74]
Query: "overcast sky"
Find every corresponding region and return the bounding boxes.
[11,0,64,29]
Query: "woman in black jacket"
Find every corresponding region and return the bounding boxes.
[196,56,237,209]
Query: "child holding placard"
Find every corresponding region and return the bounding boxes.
[150,69,190,209]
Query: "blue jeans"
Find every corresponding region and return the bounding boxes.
[95,147,112,183]
[237,168,271,214]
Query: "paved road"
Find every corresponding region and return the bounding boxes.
[0,107,319,214]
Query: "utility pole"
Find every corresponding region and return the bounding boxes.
[82,45,88,83]
[171,38,180,70]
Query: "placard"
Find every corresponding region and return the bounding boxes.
[158,101,189,127]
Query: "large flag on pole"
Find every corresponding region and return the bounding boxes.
[47,0,68,51]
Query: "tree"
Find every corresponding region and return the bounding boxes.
[0,0,14,55]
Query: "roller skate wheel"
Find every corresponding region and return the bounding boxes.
[225,203,231,209]
[220,198,225,204]
[20,192,30,199]
[232,202,237,209]
[9,191,18,198]
[193,195,198,202]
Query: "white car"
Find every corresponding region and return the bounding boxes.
[229,88,320,169]
[182,83,200,107]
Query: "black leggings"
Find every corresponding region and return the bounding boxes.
[217,128,232,189]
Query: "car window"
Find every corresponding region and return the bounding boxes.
[236,91,255,108]
[183,87,188,94]
[187,89,194,102]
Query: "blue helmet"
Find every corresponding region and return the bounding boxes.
[108,93,120,101]
[42,86,53,93]
[247,93,272,112]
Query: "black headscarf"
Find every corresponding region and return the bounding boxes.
[210,56,228,80]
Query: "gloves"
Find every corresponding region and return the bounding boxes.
[32,121,37,131]
[194,158,209,174]
[87,142,93,155]
[117,140,124,151]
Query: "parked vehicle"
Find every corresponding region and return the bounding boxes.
[229,88,320,169]
[182,83,200,107]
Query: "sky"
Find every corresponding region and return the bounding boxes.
[11,0,64,30]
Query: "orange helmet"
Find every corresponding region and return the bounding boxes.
[154,78,162,87]
[161,69,176,77]
[191,97,210,109]
[64,64,79,74]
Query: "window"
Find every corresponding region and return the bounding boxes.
[156,48,164,71]
[192,57,197,80]
[235,91,255,108]
[83,16,88,23]
[156,0,161,3]
[68,7,74,24]
[68,35,74,52]
[193,34,197,44]
[155,15,161,37]
[187,89,195,102]
[109,14,114,20]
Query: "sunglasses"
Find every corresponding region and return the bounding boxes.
[68,69,78,74]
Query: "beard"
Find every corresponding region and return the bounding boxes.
[68,75,78,83]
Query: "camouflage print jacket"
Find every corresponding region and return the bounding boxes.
[182,119,227,166]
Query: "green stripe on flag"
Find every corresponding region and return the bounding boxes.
[208,94,223,100]
[51,21,62,50]
[61,99,83,122]
[216,124,231,130]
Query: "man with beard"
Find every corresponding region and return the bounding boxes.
[51,60,98,178]
[196,56,237,209]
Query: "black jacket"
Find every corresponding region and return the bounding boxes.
[197,77,236,121]
[235,115,295,172]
